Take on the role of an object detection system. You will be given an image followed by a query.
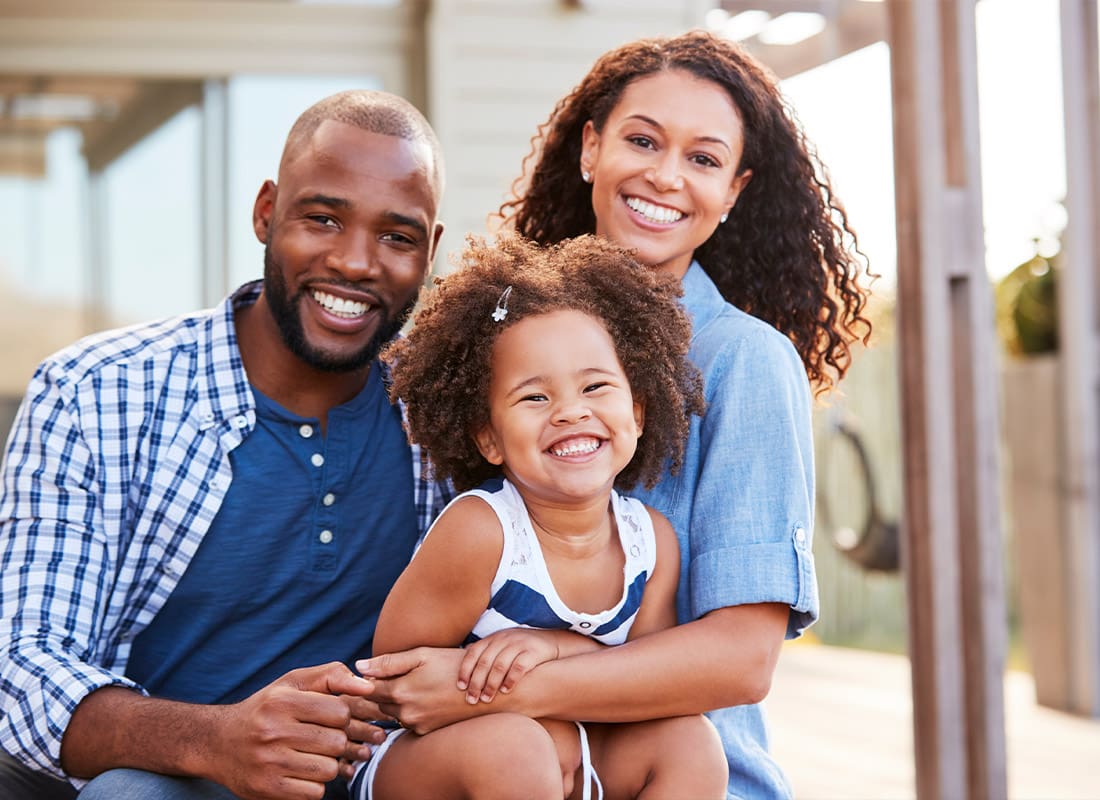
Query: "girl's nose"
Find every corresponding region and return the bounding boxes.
[553,399,592,425]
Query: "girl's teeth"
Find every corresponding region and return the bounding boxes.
[551,439,600,456]
[626,197,684,224]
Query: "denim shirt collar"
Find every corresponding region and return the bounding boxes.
[681,260,727,340]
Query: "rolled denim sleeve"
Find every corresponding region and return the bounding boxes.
[690,325,822,638]
[685,322,818,638]
[0,364,143,777]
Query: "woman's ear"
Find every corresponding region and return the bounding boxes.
[580,120,601,180]
[724,168,753,213]
[473,426,504,465]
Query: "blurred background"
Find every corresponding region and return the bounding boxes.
[0,0,1095,797]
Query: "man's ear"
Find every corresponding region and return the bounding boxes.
[252,180,277,244]
[473,425,504,465]
[428,221,445,269]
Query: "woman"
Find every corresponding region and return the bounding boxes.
[361,29,872,799]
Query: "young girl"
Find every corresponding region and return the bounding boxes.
[350,234,721,799]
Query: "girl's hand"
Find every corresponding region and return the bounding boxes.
[458,629,563,704]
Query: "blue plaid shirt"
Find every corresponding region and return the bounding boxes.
[0,281,452,778]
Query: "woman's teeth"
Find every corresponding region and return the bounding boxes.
[626,197,684,224]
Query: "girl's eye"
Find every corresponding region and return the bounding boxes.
[521,393,547,403]
[584,382,609,393]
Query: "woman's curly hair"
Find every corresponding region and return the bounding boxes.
[497,29,873,394]
[382,234,705,493]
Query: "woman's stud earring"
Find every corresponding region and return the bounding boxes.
[720,212,729,224]
[582,170,592,183]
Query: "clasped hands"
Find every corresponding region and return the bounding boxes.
[223,631,556,799]
[360,627,562,733]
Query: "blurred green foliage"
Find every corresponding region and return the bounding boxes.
[995,251,1058,356]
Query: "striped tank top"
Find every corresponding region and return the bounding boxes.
[455,478,657,646]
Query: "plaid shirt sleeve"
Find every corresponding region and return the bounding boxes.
[410,442,456,540]
[0,360,144,777]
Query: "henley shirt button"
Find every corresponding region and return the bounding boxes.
[794,527,807,544]
[233,415,248,429]
[323,493,335,506]
[319,530,334,544]
[311,453,325,467]
[578,621,592,629]
[299,424,314,439]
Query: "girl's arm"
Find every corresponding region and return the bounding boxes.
[624,508,680,639]
[372,496,503,656]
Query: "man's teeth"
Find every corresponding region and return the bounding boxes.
[551,439,601,457]
[625,197,684,224]
[312,290,368,318]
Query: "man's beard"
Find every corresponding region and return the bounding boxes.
[263,244,416,373]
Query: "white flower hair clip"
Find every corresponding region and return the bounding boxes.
[491,285,513,323]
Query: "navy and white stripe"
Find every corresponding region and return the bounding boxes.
[0,280,454,778]
[455,479,656,647]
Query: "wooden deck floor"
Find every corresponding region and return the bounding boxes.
[766,642,1100,799]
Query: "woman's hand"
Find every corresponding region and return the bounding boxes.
[358,647,484,734]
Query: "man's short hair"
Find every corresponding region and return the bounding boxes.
[283,89,444,194]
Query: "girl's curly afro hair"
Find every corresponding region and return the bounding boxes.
[382,234,705,493]
[497,29,874,395]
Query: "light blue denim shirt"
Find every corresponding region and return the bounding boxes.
[632,261,818,799]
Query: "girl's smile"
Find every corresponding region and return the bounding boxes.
[474,309,644,506]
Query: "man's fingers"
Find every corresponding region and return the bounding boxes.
[356,650,422,680]
[376,701,400,721]
[286,662,375,698]
[344,695,384,723]
[346,718,388,747]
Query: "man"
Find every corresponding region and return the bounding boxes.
[0,89,449,800]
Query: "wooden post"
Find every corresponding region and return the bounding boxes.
[885,1,1008,797]
[1058,0,1100,717]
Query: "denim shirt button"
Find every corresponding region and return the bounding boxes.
[794,526,807,545]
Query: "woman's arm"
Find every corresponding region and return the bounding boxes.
[361,602,787,733]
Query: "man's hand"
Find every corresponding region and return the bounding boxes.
[457,629,562,704]
[63,662,386,799]
[207,663,383,799]
[357,648,485,735]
